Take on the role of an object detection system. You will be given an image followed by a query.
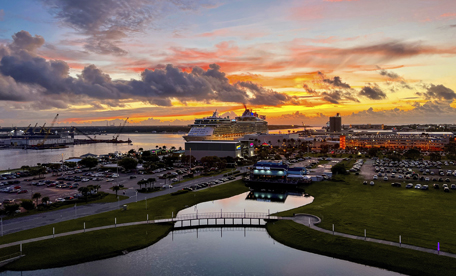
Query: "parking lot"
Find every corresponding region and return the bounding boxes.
[359,158,456,192]
[0,166,242,206]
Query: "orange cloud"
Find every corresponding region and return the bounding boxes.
[440,13,456,17]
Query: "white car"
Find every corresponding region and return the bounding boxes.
[81,178,90,182]
[370,181,375,186]
[171,178,178,183]
[373,175,378,180]
[415,184,422,189]
[383,176,388,181]
[425,177,430,181]
[55,198,65,202]
[106,178,114,182]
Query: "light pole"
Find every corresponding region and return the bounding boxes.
[117,196,119,209]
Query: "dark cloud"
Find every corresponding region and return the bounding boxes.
[417,84,456,101]
[40,0,213,56]
[9,31,44,53]
[303,72,359,104]
[378,68,400,80]
[318,71,351,88]
[0,31,296,109]
[358,85,387,100]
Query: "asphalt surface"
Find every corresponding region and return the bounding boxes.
[0,167,248,235]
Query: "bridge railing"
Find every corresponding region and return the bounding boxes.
[153,212,280,222]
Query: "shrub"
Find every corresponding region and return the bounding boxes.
[20,200,35,210]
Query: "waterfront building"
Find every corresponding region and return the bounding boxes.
[344,132,453,151]
[239,133,300,147]
[329,113,342,132]
[184,141,254,160]
[245,160,310,186]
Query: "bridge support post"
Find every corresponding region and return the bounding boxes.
[190,220,192,227]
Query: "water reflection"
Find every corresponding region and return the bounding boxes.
[4,227,402,276]
[178,190,313,216]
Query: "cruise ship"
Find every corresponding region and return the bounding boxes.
[183,108,268,141]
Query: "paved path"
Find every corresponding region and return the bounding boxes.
[0,169,247,235]
[291,214,456,258]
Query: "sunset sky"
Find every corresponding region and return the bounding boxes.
[1,0,456,127]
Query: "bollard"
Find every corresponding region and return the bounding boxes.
[84,222,86,233]
[115,218,117,228]
[364,229,366,241]
[332,224,334,235]
[53,227,55,238]
[147,214,149,224]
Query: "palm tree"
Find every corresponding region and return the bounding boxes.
[147,177,156,188]
[21,165,30,172]
[112,185,120,196]
[92,185,101,194]
[78,186,90,201]
[41,196,50,205]
[137,180,146,189]
[32,193,41,207]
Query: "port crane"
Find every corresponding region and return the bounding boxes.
[37,114,59,147]
[113,117,129,141]
[30,123,38,135]
[23,124,31,135]
[72,127,96,141]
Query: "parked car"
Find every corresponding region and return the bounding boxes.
[405,183,413,189]
[55,198,65,202]
[421,185,429,190]
[451,184,456,190]
[444,187,450,193]
[433,184,440,189]
[129,176,137,179]
[414,184,422,189]
[391,182,401,187]
[17,189,28,194]
[363,181,367,185]
[370,181,375,186]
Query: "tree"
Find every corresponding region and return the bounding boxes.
[20,200,35,210]
[430,152,441,161]
[21,165,30,172]
[404,148,421,160]
[331,163,347,175]
[4,204,20,215]
[368,148,380,157]
[78,157,98,169]
[112,185,120,196]
[78,186,91,201]
[66,162,77,169]
[118,157,138,171]
[37,166,46,178]
[41,196,50,205]
[32,192,41,207]
[137,180,146,189]
[147,177,156,188]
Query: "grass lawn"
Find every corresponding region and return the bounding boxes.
[1,223,172,271]
[267,220,456,276]
[0,180,249,270]
[276,174,456,254]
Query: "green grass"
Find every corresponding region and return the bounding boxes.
[0,180,249,270]
[2,223,172,270]
[276,174,456,254]
[267,220,456,276]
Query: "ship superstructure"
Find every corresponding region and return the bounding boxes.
[183,108,268,141]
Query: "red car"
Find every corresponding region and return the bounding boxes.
[17,189,28,194]
[14,186,21,190]
[47,183,56,187]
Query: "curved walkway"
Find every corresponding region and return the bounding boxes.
[291,214,456,258]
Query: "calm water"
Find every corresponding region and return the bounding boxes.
[2,228,401,276]
[177,191,314,216]
[0,134,185,170]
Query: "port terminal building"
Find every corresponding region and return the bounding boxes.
[245,160,310,186]
[185,141,254,160]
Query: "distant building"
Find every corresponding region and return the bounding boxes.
[345,132,453,151]
[185,141,254,160]
[329,113,342,132]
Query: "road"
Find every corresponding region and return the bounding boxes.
[1,167,248,235]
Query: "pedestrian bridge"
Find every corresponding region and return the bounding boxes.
[153,212,284,228]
